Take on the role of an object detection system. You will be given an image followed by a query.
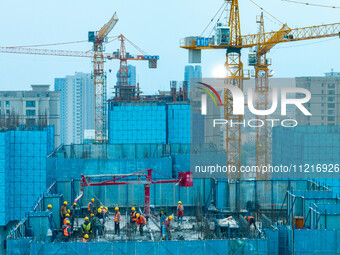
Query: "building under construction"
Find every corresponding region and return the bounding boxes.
[0,0,340,254]
[2,82,340,254]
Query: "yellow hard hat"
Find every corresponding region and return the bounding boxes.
[66,214,70,217]
[169,215,174,221]
[131,207,135,211]
[73,202,77,206]
[84,217,89,221]
[90,213,94,217]
[105,207,108,210]
[115,207,119,211]
[63,201,68,205]
[66,220,70,224]
[136,213,140,218]
[178,201,182,204]
[100,206,103,209]
[47,204,52,209]
[244,216,247,219]
[84,234,89,239]
[91,198,94,202]
[67,210,70,213]
[98,208,102,213]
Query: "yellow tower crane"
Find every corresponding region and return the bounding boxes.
[180,0,340,193]
[88,13,119,143]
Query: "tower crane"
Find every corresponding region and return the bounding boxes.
[180,0,340,209]
[108,34,159,101]
[88,12,119,143]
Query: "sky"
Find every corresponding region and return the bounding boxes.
[0,0,340,95]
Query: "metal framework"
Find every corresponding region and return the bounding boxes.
[254,13,269,180]
[107,35,159,101]
[91,13,118,143]
[180,1,340,184]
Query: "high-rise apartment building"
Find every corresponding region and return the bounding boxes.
[296,72,340,126]
[55,72,95,144]
[184,65,202,90]
[0,85,60,146]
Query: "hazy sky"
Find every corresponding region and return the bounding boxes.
[0,0,340,95]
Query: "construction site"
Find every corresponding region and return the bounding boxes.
[0,0,340,254]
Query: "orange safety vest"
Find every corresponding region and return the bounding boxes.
[177,205,183,212]
[163,218,170,226]
[63,226,70,237]
[103,208,107,214]
[137,215,146,225]
[88,202,92,211]
[130,211,137,221]
[246,216,254,222]
[63,217,69,226]
[115,211,121,222]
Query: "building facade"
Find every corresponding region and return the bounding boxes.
[55,72,95,145]
[296,72,340,126]
[0,85,60,146]
[184,65,202,90]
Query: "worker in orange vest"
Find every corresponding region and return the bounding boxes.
[88,198,95,216]
[136,213,146,236]
[114,207,121,235]
[162,215,173,240]
[177,201,184,223]
[244,216,256,227]
[130,207,137,232]
[62,220,71,242]
[63,213,70,226]
[82,234,89,242]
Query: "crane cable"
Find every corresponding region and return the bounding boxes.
[249,0,285,25]
[208,4,229,37]
[200,1,227,37]
[281,0,340,9]
[8,36,119,49]
[124,36,148,55]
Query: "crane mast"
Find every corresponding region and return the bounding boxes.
[89,13,119,143]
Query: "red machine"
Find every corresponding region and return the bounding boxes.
[80,169,193,216]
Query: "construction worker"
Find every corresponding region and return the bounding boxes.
[88,198,95,216]
[82,234,89,242]
[130,207,137,222]
[60,201,67,227]
[63,213,70,226]
[82,217,92,236]
[130,207,137,233]
[103,206,110,220]
[96,208,104,235]
[160,211,166,232]
[177,201,184,223]
[90,213,99,238]
[136,213,146,236]
[162,215,173,240]
[99,206,107,224]
[62,220,71,242]
[114,207,121,235]
[244,216,256,227]
[47,204,52,211]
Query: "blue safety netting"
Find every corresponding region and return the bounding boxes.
[7,239,268,255]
